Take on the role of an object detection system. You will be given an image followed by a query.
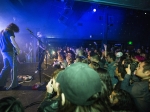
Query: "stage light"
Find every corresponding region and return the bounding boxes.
[90,35,92,38]
[93,8,96,12]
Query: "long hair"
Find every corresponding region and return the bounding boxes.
[57,80,111,112]
[6,23,19,32]
[96,68,113,96]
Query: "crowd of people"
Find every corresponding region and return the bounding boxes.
[0,23,150,112]
[36,44,150,112]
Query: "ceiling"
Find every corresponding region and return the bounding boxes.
[0,0,150,46]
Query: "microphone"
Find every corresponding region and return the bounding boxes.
[26,28,33,33]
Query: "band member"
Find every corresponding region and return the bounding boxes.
[0,23,20,90]
[35,31,46,73]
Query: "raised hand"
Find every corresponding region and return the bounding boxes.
[125,64,131,75]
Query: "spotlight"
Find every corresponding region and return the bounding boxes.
[93,8,96,12]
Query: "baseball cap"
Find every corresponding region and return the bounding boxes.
[56,62,103,105]
[116,52,123,58]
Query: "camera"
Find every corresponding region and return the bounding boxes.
[123,59,133,68]
[123,59,138,73]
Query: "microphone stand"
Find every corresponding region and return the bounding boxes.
[27,30,45,90]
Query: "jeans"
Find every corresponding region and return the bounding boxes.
[0,52,18,88]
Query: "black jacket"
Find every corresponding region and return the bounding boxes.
[121,74,150,112]
[38,92,60,112]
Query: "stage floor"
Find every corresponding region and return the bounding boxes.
[0,62,56,112]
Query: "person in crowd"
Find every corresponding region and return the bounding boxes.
[109,89,136,111]
[121,60,150,112]
[39,62,112,112]
[130,53,144,83]
[89,54,100,70]
[114,62,126,89]
[74,47,86,63]
[105,52,118,87]
[115,51,123,63]
[56,62,111,112]
[136,48,142,55]
[66,52,74,66]
[0,23,21,90]
[38,68,64,112]
[95,44,107,68]
[53,52,67,69]
[0,96,24,112]
[75,48,86,59]
[66,46,75,61]
[96,68,113,97]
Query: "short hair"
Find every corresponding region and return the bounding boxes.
[107,53,116,61]
[0,96,24,112]
[6,23,19,32]
[143,60,150,73]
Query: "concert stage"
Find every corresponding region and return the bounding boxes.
[0,62,56,112]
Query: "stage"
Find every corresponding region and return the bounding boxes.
[0,62,56,112]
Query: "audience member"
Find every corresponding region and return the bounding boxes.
[38,68,64,112]
[0,96,24,112]
[105,53,118,86]
[109,89,136,111]
[121,60,150,112]
[56,62,111,112]
[96,67,113,97]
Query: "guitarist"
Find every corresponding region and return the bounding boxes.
[35,31,47,73]
[0,23,20,90]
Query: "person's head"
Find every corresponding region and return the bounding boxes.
[140,52,148,59]
[90,54,100,63]
[46,68,64,96]
[115,52,123,58]
[0,96,24,112]
[76,48,84,57]
[74,56,84,63]
[88,54,100,70]
[135,60,150,79]
[115,64,126,81]
[58,52,65,62]
[66,47,70,51]
[106,53,116,63]
[6,23,19,32]
[56,62,111,112]
[136,48,141,54]
[66,53,74,65]
[109,89,135,111]
[134,55,145,62]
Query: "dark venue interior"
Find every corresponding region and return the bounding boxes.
[0,0,150,112]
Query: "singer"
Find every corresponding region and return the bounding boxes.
[0,23,21,90]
